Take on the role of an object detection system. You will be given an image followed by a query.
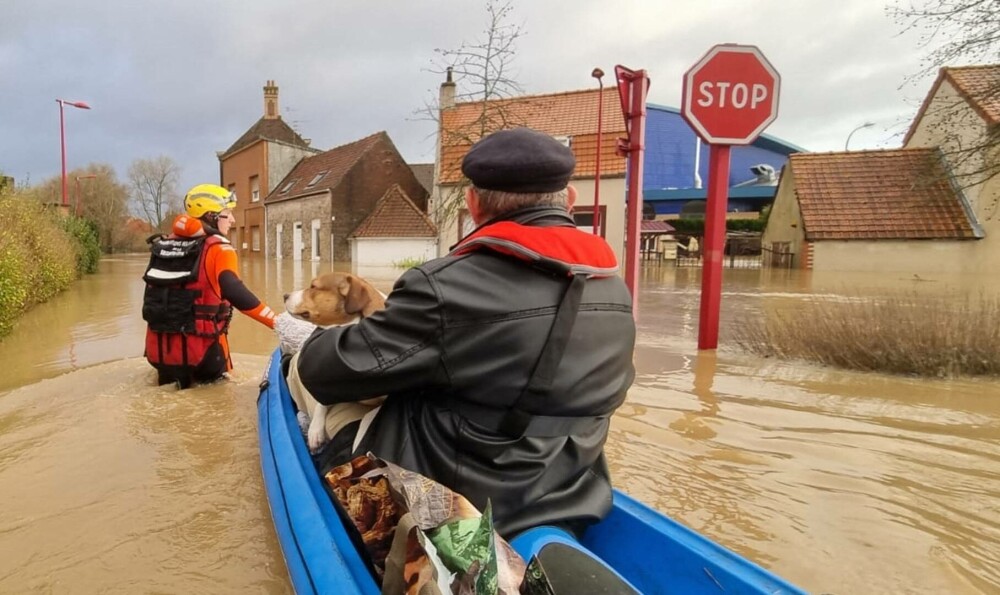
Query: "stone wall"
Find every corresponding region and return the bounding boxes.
[267,192,331,261]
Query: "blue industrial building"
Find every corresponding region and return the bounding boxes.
[643,103,805,215]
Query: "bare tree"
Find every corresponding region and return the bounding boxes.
[128,156,181,231]
[418,0,535,222]
[30,164,132,252]
[433,0,525,132]
[889,0,1000,198]
[890,0,1000,79]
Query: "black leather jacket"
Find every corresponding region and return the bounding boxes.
[298,207,636,536]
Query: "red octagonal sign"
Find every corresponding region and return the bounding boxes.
[681,44,780,145]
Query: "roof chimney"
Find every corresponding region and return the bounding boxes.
[264,80,279,119]
[439,67,456,110]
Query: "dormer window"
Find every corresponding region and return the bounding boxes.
[279,179,298,194]
[306,171,328,188]
[553,135,571,148]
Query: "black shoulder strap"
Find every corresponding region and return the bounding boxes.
[498,272,586,437]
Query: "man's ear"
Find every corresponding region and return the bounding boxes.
[465,186,484,225]
[566,184,578,211]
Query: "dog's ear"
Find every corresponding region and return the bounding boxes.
[340,274,372,316]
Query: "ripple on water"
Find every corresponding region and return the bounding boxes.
[0,355,292,594]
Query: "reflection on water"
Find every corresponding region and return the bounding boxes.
[0,255,997,593]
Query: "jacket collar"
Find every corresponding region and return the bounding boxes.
[450,207,619,277]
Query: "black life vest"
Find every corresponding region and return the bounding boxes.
[142,234,232,372]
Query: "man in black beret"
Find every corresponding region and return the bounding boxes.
[461,127,577,193]
[455,127,583,235]
[292,125,636,539]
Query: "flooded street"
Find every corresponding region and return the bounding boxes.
[1,255,998,594]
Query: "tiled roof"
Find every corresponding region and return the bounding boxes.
[409,163,435,194]
[641,220,675,233]
[350,184,437,238]
[946,64,1000,125]
[222,117,310,158]
[905,64,1000,144]
[439,88,627,184]
[790,148,979,240]
[266,132,385,202]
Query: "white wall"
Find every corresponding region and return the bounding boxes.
[570,177,627,265]
[812,236,998,274]
[352,238,438,267]
[905,76,1000,229]
[267,143,318,193]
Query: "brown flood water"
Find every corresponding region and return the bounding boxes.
[0,255,997,594]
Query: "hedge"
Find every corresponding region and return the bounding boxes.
[0,191,90,337]
[668,217,767,234]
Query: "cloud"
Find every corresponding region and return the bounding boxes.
[0,0,947,195]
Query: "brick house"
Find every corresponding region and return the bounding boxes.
[218,80,318,257]
[264,131,429,263]
[763,64,999,273]
[349,184,438,267]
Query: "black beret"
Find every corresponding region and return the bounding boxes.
[461,127,576,193]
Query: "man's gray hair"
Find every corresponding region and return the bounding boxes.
[474,187,569,220]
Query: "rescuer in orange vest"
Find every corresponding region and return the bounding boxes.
[142,183,275,388]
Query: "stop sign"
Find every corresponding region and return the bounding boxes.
[681,44,780,145]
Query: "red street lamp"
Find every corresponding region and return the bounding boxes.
[57,99,91,207]
[75,174,97,216]
[591,67,605,236]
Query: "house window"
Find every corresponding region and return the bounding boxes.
[280,179,298,194]
[250,175,260,202]
[553,135,571,148]
[227,183,236,198]
[251,226,261,252]
[572,205,607,237]
[306,171,328,188]
[311,219,321,261]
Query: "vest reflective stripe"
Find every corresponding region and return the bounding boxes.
[145,269,195,280]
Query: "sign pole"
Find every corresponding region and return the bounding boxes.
[698,144,730,350]
[615,65,650,320]
[680,43,780,350]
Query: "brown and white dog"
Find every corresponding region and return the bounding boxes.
[283,272,386,453]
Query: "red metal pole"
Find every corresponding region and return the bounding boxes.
[698,144,731,350]
[593,74,604,236]
[622,75,648,318]
[59,100,68,207]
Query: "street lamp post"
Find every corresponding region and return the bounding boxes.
[845,121,875,151]
[57,99,92,207]
[75,174,97,216]
[591,67,605,236]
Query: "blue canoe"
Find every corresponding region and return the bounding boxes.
[257,349,807,594]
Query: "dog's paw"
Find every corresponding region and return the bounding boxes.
[307,417,328,454]
[295,411,311,437]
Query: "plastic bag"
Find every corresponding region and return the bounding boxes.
[324,454,526,594]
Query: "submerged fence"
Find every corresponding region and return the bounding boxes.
[671,233,767,269]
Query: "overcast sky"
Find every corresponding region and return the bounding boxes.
[1,0,953,196]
